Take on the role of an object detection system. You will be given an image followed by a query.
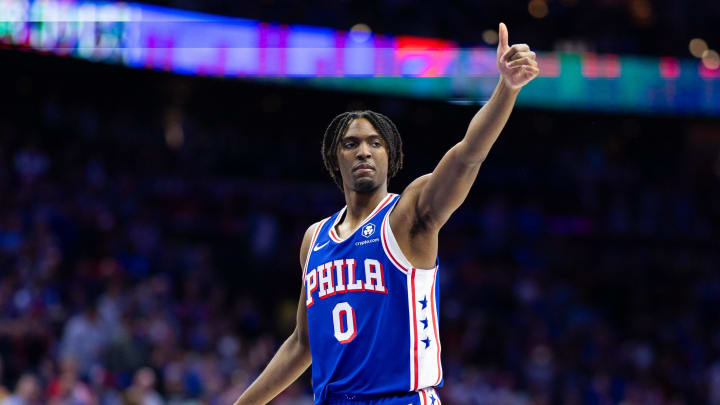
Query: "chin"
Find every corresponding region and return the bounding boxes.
[352,178,379,193]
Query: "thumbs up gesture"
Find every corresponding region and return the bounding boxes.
[497,23,539,90]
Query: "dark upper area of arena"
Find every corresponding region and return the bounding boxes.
[136,0,718,58]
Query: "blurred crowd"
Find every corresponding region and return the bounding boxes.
[0,51,719,405]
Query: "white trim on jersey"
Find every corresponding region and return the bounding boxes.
[379,200,436,273]
[303,217,330,280]
[407,268,418,390]
[418,387,440,405]
[377,195,443,390]
[428,267,443,386]
[409,267,443,390]
[328,193,395,243]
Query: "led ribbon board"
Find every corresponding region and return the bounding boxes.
[1,0,718,115]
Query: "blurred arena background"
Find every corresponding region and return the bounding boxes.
[1,0,720,404]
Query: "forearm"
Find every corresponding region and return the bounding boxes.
[457,78,520,164]
[233,330,312,405]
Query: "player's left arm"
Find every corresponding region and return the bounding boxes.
[413,23,539,229]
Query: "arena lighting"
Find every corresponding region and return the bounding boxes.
[0,0,718,115]
[702,50,720,70]
[349,23,372,44]
[689,38,708,58]
[528,0,549,19]
[481,29,498,46]
[659,57,681,79]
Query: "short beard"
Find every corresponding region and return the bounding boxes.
[352,178,379,193]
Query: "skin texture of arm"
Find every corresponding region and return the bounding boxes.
[391,23,539,269]
[232,222,319,405]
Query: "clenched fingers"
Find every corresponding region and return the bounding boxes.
[509,51,536,61]
[510,64,540,77]
[507,56,538,69]
[502,44,531,62]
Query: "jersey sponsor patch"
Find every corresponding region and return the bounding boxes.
[355,238,379,246]
[361,223,376,237]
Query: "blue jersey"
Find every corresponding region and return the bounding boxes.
[303,193,443,405]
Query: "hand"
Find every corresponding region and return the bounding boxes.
[496,22,539,90]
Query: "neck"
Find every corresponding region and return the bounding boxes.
[341,184,389,226]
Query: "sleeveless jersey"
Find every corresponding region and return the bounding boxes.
[303,193,443,404]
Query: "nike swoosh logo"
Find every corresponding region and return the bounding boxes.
[313,241,329,251]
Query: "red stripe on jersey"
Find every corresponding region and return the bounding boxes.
[420,389,427,405]
[380,213,409,272]
[411,268,419,391]
[329,227,342,242]
[330,194,394,242]
[303,218,327,279]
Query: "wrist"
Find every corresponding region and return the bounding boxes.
[498,76,522,96]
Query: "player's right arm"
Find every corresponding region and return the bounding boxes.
[233,222,319,405]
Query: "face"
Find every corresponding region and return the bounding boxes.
[336,118,389,193]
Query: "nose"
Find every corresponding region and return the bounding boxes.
[356,141,372,159]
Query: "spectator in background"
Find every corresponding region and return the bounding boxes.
[47,357,97,405]
[59,297,111,378]
[1,374,41,405]
[123,368,163,405]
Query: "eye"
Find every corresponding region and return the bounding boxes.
[373,141,382,147]
[343,141,355,149]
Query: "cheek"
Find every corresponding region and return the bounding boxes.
[382,151,390,168]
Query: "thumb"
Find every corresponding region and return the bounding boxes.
[497,22,509,54]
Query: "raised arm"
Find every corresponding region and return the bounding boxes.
[414,23,539,228]
[233,222,319,405]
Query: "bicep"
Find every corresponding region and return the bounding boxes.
[416,141,482,228]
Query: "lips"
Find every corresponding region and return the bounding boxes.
[353,164,374,172]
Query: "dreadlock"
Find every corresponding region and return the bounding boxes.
[321,110,404,191]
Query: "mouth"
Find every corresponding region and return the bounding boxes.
[353,165,375,173]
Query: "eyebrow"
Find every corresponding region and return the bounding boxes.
[341,134,383,140]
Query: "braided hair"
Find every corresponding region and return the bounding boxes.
[321,110,404,190]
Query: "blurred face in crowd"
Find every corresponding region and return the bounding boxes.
[134,367,157,390]
[16,374,40,400]
[336,118,389,193]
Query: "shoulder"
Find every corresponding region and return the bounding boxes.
[404,173,433,193]
[299,220,323,267]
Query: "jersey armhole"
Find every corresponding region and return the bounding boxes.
[380,199,437,273]
[302,217,329,280]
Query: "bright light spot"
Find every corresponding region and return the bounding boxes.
[659,57,680,79]
[482,29,498,45]
[349,23,371,43]
[702,49,720,70]
[689,38,708,58]
[0,0,28,22]
[528,0,548,18]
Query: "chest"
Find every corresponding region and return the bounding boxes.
[305,232,387,305]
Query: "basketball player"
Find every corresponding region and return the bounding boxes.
[233,23,538,405]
